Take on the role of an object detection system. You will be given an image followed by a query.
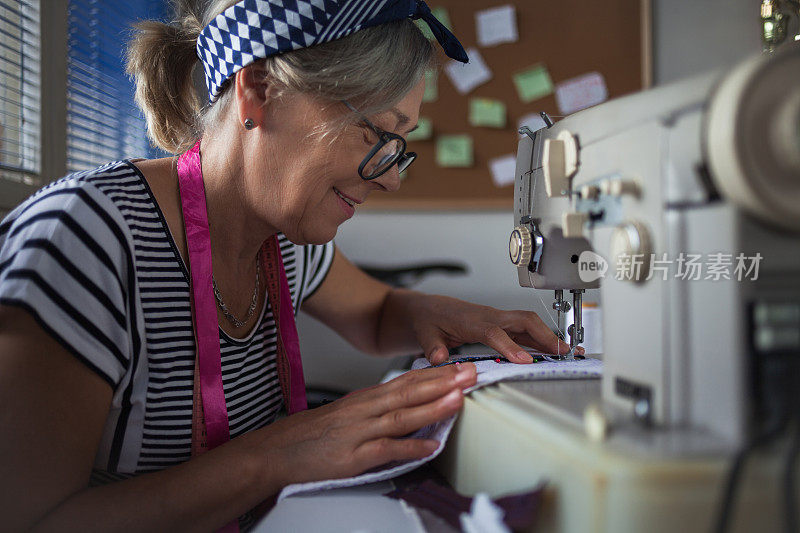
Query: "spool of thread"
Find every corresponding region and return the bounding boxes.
[566,301,603,355]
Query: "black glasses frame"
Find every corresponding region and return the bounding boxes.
[343,101,417,180]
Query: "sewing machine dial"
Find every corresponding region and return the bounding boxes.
[509,226,533,266]
[609,220,653,282]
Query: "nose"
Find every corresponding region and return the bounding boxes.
[371,165,402,193]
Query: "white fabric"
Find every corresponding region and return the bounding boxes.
[418,356,604,393]
[278,356,602,500]
[460,493,512,533]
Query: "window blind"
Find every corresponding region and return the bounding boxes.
[66,0,167,172]
[0,0,40,181]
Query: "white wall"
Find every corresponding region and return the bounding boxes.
[299,0,768,392]
[653,0,761,84]
[298,211,570,391]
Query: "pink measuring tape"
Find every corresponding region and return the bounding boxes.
[177,140,307,531]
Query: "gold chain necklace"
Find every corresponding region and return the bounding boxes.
[211,250,260,328]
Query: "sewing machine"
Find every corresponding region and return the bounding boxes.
[437,43,800,532]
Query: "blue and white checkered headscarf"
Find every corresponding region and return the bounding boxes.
[196,0,468,102]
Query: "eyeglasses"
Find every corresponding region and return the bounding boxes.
[343,101,417,180]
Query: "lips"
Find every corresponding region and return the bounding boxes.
[333,187,357,207]
[334,187,365,206]
[333,187,360,218]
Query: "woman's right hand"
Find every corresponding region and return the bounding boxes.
[255,362,477,488]
[0,303,474,530]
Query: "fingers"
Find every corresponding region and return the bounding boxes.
[511,311,583,357]
[368,387,465,440]
[416,325,450,365]
[354,437,440,469]
[513,311,561,355]
[514,337,586,356]
[352,387,467,471]
[384,362,477,396]
[427,346,449,365]
[478,324,534,364]
[533,324,586,356]
[348,369,474,473]
[347,363,477,417]
[479,311,590,361]
[554,337,573,356]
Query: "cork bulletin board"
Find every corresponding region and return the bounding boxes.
[366,0,651,210]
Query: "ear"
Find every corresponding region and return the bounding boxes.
[234,64,273,130]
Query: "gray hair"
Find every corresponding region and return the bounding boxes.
[125,0,435,154]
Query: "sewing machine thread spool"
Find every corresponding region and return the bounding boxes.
[566,301,602,355]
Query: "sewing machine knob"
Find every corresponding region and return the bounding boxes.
[610,220,653,282]
[542,130,579,198]
[563,211,588,238]
[580,185,601,200]
[600,178,641,198]
[509,226,533,266]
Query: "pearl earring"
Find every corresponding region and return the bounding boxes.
[244,118,255,130]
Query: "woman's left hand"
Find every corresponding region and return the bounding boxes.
[408,294,585,365]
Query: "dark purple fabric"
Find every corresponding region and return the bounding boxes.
[385,466,545,531]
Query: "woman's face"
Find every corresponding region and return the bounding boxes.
[244,79,425,245]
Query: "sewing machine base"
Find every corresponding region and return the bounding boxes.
[435,378,795,533]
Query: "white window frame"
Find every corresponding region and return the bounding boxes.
[0,0,67,213]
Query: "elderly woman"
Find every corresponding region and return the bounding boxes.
[0,0,579,530]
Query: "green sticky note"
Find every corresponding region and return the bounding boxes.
[423,69,438,103]
[436,135,473,167]
[415,7,452,39]
[432,7,452,29]
[513,64,554,103]
[469,98,506,128]
[407,117,433,141]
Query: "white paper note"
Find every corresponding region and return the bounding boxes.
[555,72,608,115]
[489,154,517,187]
[475,5,518,47]
[517,112,547,135]
[445,47,492,95]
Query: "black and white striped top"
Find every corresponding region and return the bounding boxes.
[0,160,334,481]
